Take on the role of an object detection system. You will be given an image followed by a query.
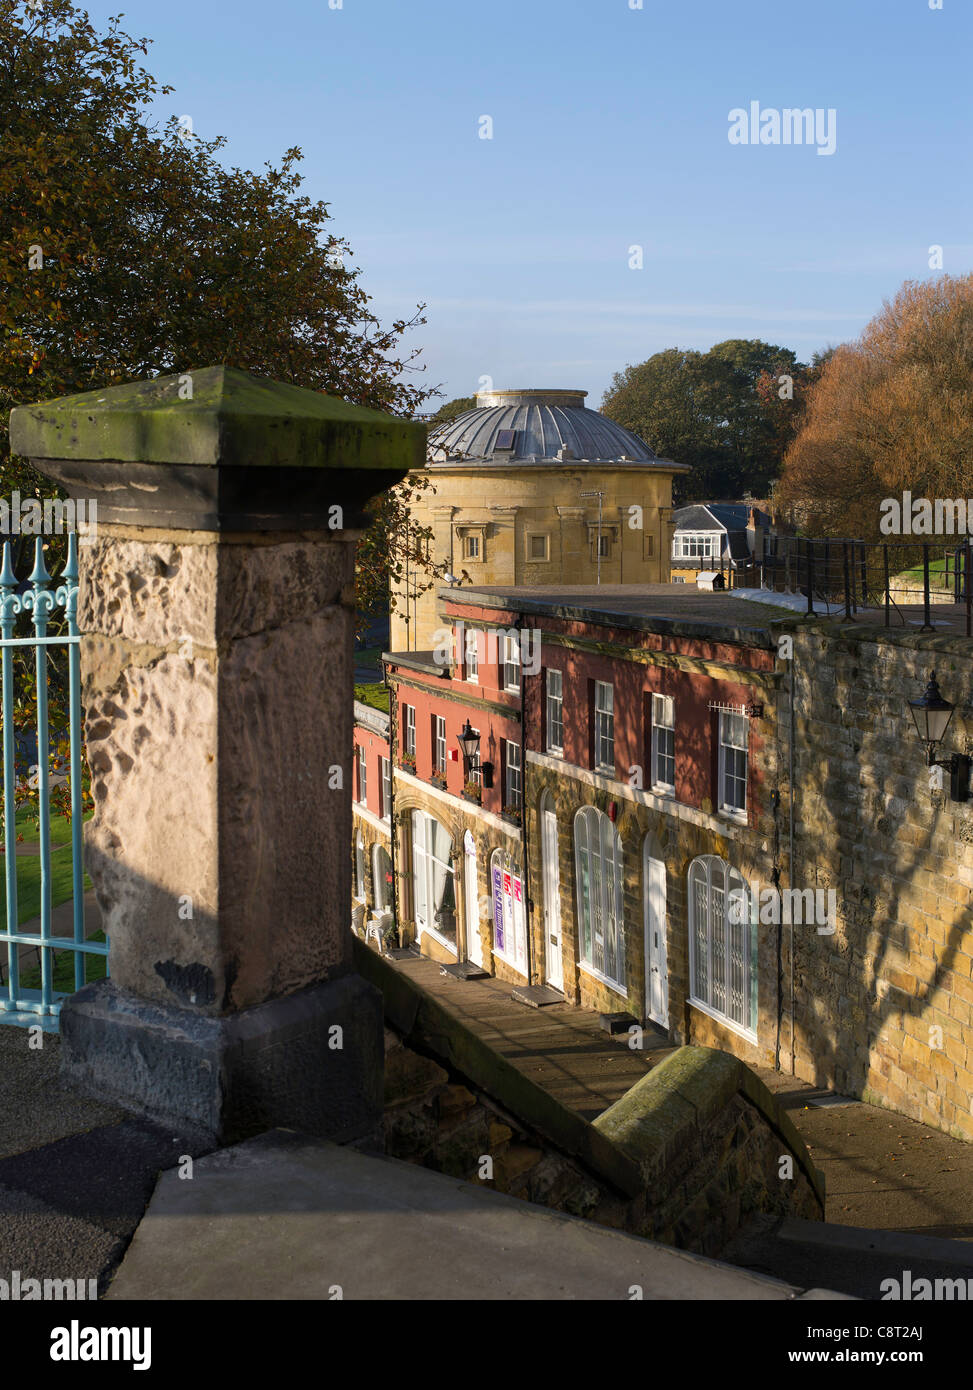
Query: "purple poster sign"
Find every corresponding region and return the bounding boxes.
[492,865,505,953]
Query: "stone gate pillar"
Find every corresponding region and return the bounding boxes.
[9,366,423,1143]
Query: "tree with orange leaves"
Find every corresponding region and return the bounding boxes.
[777,275,973,537]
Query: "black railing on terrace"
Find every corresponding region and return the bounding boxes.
[756,535,973,636]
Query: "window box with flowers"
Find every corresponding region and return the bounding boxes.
[400,752,416,774]
[501,804,522,827]
[430,771,448,791]
[462,779,482,805]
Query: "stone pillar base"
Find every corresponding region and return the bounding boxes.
[59,974,384,1147]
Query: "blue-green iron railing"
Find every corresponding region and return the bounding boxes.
[0,534,107,1030]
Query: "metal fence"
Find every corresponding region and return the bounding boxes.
[757,535,973,635]
[0,534,106,1030]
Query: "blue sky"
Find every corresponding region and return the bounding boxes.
[84,0,972,408]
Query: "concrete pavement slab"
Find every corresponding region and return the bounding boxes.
[106,1129,852,1301]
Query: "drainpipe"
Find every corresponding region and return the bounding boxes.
[788,640,796,1073]
[517,611,534,987]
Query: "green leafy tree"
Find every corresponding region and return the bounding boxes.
[603,339,809,503]
[1,0,437,819]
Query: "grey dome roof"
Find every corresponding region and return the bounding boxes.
[427,389,662,467]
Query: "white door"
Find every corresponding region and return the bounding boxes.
[644,851,668,1027]
[464,831,482,967]
[542,800,563,992]
[411,813,428,940]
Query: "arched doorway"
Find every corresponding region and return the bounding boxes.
[372,843,393,914]
[490,846,527,975]
[354,829,365,904]
[463,829,483,967]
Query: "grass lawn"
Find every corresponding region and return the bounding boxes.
[894,556,953,591]
[0,810,93,927]
[18,929,106,992]
[2,808,101,995]
[0,845,93,927]
[6,810,79,847]
[354,682,390,713]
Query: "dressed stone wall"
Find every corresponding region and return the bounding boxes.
[782,622,973,1141]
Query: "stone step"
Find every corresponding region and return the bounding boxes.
[440,960,490,981]
[510,984,564,1008]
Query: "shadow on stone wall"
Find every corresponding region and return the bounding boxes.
[788,626,973,1141]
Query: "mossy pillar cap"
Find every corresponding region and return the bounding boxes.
[9,366,426,530]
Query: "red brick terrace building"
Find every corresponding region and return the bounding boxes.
[354,583,784,1069]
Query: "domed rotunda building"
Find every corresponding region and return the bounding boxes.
[390,388,689,650]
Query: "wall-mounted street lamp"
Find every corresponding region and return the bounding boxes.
[457,720,494,789]
[457,720,481,774]
[908,671,970,801]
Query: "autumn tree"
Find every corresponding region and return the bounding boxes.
[776,275,973,537]
[602,339,808,503]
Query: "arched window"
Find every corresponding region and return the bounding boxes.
[573,806,625,991]
[489,846,527,974]
[373,843,393,912]
[354,829,365,903]
[687,855,756,1038]
[411,811,456,950]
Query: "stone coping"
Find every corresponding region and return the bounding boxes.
[593,1046,826,1210]
[354,701,391,737]
[9,366,426,473]
[778,615,973,656]
[382,650,447,678]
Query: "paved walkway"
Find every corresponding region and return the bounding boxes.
[755,1068,973,1240]
[389,957,973,1243]
[0,1026,202,1295]
[0,841,69,856]
[385,955,676,1121]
